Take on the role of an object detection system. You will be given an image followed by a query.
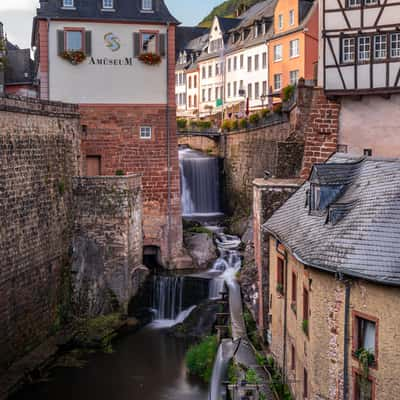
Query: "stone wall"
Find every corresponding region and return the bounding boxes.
[72,175,147,317]
[177,135,219,155]
[0,95,81,370]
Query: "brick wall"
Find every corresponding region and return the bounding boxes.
[80,103,182,266]
[0,95,81,370]
[72,175,147,316]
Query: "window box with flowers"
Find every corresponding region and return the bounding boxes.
[138,52,161,65]
[134,31,166,66]
[57,28,91,65]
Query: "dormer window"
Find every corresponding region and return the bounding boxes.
[142,0,153,11]
[310,184,344,212]
[102,0,114,9]
[63,0,74,8]
[254,24,259,38]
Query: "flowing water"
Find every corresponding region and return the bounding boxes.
[179,148,221,217]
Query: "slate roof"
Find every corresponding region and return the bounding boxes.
[175,26,209,54]
[5,48,34,85]
[264,154,400,287]
[35,0,179,24]
[217,17,242,32]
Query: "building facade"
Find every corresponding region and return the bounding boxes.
[265,155,400,400]
[33,0,183,266]
[319,0,400,157]
[269,0,318,101]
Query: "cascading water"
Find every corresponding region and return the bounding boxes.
[179,148,221,217]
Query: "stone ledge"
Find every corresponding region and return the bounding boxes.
[253,178,305,188]
[73,174,142,190]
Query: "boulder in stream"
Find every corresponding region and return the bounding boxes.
[184,231,218,269]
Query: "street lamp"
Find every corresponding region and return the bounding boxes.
[260,93,267,110]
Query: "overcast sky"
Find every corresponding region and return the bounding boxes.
[0,0,220,49]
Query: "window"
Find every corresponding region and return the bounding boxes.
[247,56,252,72]
[278,14,284,30]
[228,58,232,72]
[262,81,267,96]
[240,54,244,69]
[274,44,283,61]
[277,256,284,294]
[233,81,237,97]
[291,272,297,312]
[255,82,260,99]
[358,36,371,61]
[289,9,295,26]
[208,88,212,101]
[342,37,355,63]
[364,0,378,4]
[65,30,84,51]
[262,52,267,69]
[364,148,372,156]
[290,70,299,86]
[354,373,373,400]
[374,35,387,59]
[63,0,74,8]
[202,89,206,102]
[303,288,309,336]
[228,83,231,98]
[141,32,157,53]
[194,95,197,107]
[102,0,114,9]
[194,75,197,88]
[354,314,377,356]
[254,54,259,70]
[188,96,192,108]
[215,87,219,100]
[347,0,361,7]
[304,369,309,399]
[208,65,212,78]
[290,39,299,58]
[140,126,152,139]
[254,24,259,38]
[391,33,400,58]
[248,83,252,100]
[291,345,296,370]
[142,0,153,11]
[202,66,206,79]
[274,73,282,91]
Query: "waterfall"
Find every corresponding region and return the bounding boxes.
[179,148,221,217]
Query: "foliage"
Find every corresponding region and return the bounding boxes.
[177,118,187,130]
[199,0,263,27]
[255,352,268,367]
[276,283,284,295]
[191,120,212,130]
[231,119,239,130]
[239,118,248,129]
[228,360,239,384]
[61,50,86,65]
[187,226,214,238]
[245,368,261,384]
[267,356,293,400]
[249,113,260,125]
[355,348,375,379]
[185,335,218,383]
[302,319,309,336]
[138,52,162,65]
[58,180,66,196]
[282,85,295,102]
[222,119,232,132]
[273,103,283,114]
[243,308,261,350]
[115,169,125,176]
[261,108,270,119]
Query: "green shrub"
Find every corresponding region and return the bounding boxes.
[245,368,261,384]
[231,119,239,130]
[239,118,248,129]
[228,360,239,384]
[256,352,268,367]
[249,113,260,125]
[190,120,198,128]
[273,103,283,114]
[186,335,218,383]
[261,108,270,119]
[198,120,212,130]
[58,180,65,196]
[177,118,187,129]
[282,84,295,102]
[188,226,213,238]
[222,119,232,132]
[115,170,125,176]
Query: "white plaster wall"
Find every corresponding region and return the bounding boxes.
[199,57,224,115]
[339,94,400,156]
[49,21,167,104]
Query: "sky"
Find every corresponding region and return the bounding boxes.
[0,0,221,49]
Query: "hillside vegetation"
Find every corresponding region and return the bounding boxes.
[198,0,264,27]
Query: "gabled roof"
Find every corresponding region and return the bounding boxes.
[217,16,242,33]
[264,154,400,287]
[35,0,179,24]
[175,26,209,53]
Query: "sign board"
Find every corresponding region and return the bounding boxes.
[216,98,223,107]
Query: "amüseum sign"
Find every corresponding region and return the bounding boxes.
[89,57,134,66]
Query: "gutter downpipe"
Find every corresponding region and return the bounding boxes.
[283,250,288,383]
[343,277,351,400]
[166,22,172,267]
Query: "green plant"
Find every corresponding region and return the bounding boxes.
[276,283,284,294]
[249,113,260,125]
[302,319,309,335]
[197,120,212,130]
[256,352,268,367]
[177,118,187,130]
[239,118,248,129]
[355,348,375,378]
[190,120,198,128]
[228,360,239,384]
[222,119,232,132]
[188,226,213,238]
[245,368,261,384]
[273,103,283,114]
[115,170,125,176]
[259,393,267,400]
[282,84,295,102]
[261,108,270,119]
[231,119,239,130]
[186,335,218,383]
[58,180,65,195]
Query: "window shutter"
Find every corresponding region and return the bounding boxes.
[159,33,166,57]
[85,31,92,56]
[57,30,65,55]
[133,32,141,57]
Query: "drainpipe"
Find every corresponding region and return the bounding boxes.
[343,278,351,400]
[283,250,288,382]
[166,22,172,267]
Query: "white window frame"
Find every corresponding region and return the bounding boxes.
[274,73,282,91]
[364,0,378,5]
[374,34,387,60]
[63,0,74,8]
[290,39,299,58]
[342,38,355,63]
[289,10,295,26]
[274,44,283,62]
[254,54,259,71]
[142,0,153,11]
[347,0,361,7]
[391,33,400,58]
[102,0,114,9]
[140,126,152,139]
[290,70,299,86]
[358,36,371,61]
[278,14,284,30]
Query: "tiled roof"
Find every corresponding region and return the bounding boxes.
[36,0,179,24]
[264,154,400,286]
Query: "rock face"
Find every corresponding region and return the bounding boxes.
[184,232,218,269]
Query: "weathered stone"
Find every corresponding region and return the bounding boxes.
[184,232,217,269]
